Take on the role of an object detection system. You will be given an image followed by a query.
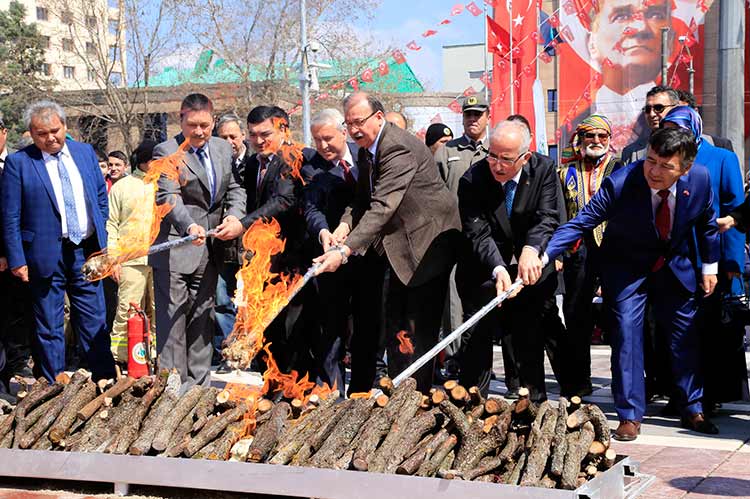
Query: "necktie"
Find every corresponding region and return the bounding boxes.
[55,152,83,244]
[195,147,215,205]
[340,159,355,186]
[257,156,268,192]
[652,189,671,272]
[504,179,517,219]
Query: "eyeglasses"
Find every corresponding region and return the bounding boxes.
[642,104,675,114]
[343,111,378,129]
[488,150,528,166]
[582,132,610,140]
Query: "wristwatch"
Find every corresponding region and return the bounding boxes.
[336,246,348,265]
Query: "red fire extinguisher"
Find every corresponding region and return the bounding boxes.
[127,302,152,377]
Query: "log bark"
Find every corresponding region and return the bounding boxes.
[561,422,595,490]
[566,404,610,448]
[293,400,351,466]
[207,421,247,460]
[601,448,617,469]
[76,376,136,422]
[13,391,61,448]
[438,399,471,437]
[484,397,509,416]
[396,429,449,475]
[229,437,254,461]
[520,407,559,486]
[128,392,177,455]
[550,397,569,477]
[498,431,518,463]
[184,402,248,458]
[455,407,512,472]
[463,454,506,481]
[247,402,288,463]
[152,385,204,452]
[381,407,443,473]
[78,393,141,453]
[14,379,54,421]
[163,405,201,458]
[49,380,97,444]
[187,387,220,436]
[310,398,373,469]
[506,452,527,485]
[18,371,88,448]
[526,400,551,450]
[109,371,167,454]
[416,433,457,477]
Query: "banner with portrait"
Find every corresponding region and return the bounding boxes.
[556,0,715,153]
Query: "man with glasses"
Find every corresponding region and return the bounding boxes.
[314,92,460,394]
[621,86,679,165]
[456,120,563,400]
[558,114,621,398]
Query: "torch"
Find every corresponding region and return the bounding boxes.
[81,229,218,281]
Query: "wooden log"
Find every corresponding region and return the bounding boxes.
[419,394,431,410]
[498,431,518,463]
[568,396,582,412]
[505,452,527,485]
[49,380,97,444]
[13,390,63,449]
[256,398,274,414]
[526,400,551,450]
[247,402,289,463]
[290,398,305,418]
[443,380,458,391]
[229,437,254,461]
[561,422,596,490]
[601,448,617,470]
[449,385,469,406]
[0,419,14,448]
[438,399,471,437]
[520,406,559,486]
[191,438,219,460]
[484,397,509,416]
[184,402,248,458]
[77,376,136,422]
[293,400,350,466]
[128,391,178,455]
[207,421,247,460]
[438,450,456,476]
[566,403,611,448]
[396,429,449,475]
[463,454,506,481]
[333,449,354,470]
[587,440,607,460]
[78,393,141,453]
[381,408,444,473]
[151,385,204,452]
[539,475,558,488]
[417,433,457,477]
[550,397,569,477]
[377,377,394,395]
[190,387,220,433]
[455,407,512,472]
[310,398,373,469]
[13,379,52,421]
[374,394,389,408]
[18,370,88,448]
[430,389,447,406]
[109,371,167,454]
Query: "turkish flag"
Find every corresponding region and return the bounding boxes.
[361,68,374,83]
[480,72,491,86]
[430,113,443,124]
[348,77,359,91]
[406,40,421,51]
[440,19,451,25]
[378,60,389,76]
[487,15,511,56]
[451,4,463,15]
[463,87,477,97]
[466,2,482,16]
[392,49,406,64]
[422,29,438,38]
[448,100,462,113]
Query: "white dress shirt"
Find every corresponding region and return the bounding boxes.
[334,147,358,181]
[42,144,92,240]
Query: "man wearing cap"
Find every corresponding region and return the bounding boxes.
[425,124,453,154]
[105,140,157,364]
[558,114,621,398]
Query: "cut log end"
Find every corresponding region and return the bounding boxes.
[375,394,390,408]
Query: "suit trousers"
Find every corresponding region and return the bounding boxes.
[440,265,464,362]
[606,267,704,422]
[0,270,32,373]
[29,237,116,382]
[154,258,218,389]
[214,262,239,360]
[460,272,560,401]
[110,264,154,363]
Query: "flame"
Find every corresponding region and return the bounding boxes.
[82,140,191,281]
[271,117,305,185]
[396,330,415,355]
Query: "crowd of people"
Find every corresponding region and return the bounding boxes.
[0,86,748,443]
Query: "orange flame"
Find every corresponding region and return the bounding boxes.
[83,140,191,280]
[271,117,305,185]
[396,330,415,355]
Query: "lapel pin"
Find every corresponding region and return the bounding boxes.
[683,189,690,196]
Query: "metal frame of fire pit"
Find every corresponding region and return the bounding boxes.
[0,449,653,499]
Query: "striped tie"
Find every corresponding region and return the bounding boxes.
[54,152,83,244]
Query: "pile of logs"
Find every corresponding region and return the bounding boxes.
[0,372,617,490]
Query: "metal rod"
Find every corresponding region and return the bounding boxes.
[508,1,514,114]
[660,27,669,85]
[390,279,524,389]
[300,0,311,146]
[145,229,217,256]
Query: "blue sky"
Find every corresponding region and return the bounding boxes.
[356,0,487,90]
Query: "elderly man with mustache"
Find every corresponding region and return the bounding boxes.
[558,114,622,399]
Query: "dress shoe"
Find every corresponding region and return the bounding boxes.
[504,388,520,400]
[681,413,719,435]
[660,398,680,417]
[215,361,233,375]
[613,420,641,441]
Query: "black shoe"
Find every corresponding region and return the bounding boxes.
[660,399,680,417]
[504,388,520,399]
[681,413,719,435]
[215,361,233,374]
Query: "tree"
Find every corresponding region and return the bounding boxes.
[0,1,55,144]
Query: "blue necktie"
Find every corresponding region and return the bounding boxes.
[195,147,215,205]
[55,152,83,244]
[504,179,517,218]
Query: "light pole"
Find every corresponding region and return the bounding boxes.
[300,0,311,146]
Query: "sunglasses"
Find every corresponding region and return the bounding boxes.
[581,132,610,140]
[642,104,674,114]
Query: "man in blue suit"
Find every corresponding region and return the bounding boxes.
[1,101,115,382]
[539,127,720,440]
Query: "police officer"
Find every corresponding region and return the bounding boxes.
[434,95,490,193]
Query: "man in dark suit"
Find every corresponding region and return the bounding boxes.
[1,100,116,382]
[542,127,720,440]
[151,93,245,389]
[620,86,679,165]
[216,105,317,375]
[302,108,362,391]
[457,120,562,401]
[314,92,461,394]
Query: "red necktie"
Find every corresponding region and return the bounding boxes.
[652,189,671,272]
[340,159,355,186]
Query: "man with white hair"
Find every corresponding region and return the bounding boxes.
[456,120,563,400]
[303,108,363,391]
[1,100,116,382]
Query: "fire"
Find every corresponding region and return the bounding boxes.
[396,330,415,355]
[82,140,191,281]
[270,117,305,185]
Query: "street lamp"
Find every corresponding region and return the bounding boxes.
[299,0,330,146]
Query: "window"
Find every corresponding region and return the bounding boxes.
[86,16,97,28]
[88,69,96,81]
[60,10,73,25]
[62,39,74,52]
[109,72,122,86]
[36,7,48,20]
[86,42,96,55]
[63,66,75,79]
[41,63,51,76]
[108,0,119,7]
[547,89,558,113]
[108,19,119,36]
[109,45,119,62]
[42,36,51,49]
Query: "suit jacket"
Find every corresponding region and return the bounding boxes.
[341,122,461,286]
[705,134,734,152]
[150,134,245,274]
[620,136,649,166]
[218,143,252,265]
[457,154,562,287]
[302,143,359,244]
[1,140,108,278]
[546,161,720,298]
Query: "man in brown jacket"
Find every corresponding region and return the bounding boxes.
[314,92,461,393]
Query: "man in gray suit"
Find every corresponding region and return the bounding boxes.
[151,93,245,388]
